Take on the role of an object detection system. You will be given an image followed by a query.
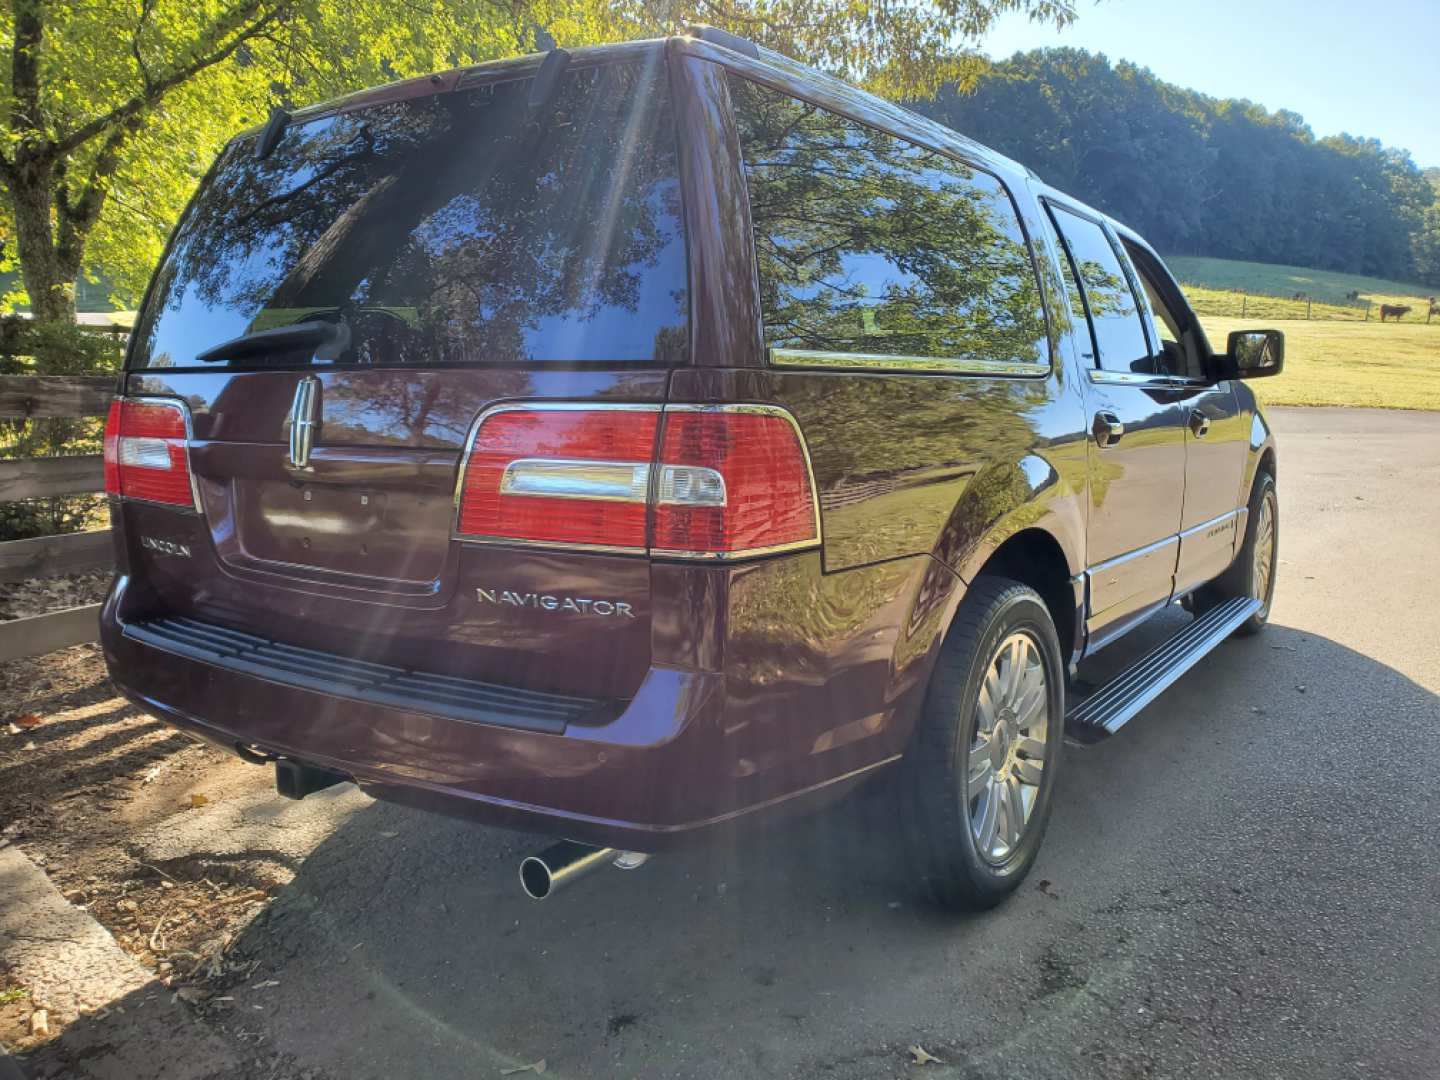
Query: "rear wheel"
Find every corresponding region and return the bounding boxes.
[1193,469,1277,636]
[901,577,1064,910]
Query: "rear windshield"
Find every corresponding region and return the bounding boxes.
[130,58,688,370]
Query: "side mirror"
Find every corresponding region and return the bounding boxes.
[1221,329,1284,380]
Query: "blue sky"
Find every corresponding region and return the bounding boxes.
[978,0,1439,168]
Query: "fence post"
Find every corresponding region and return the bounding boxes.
[1306,298,1312,320]
[1365,301,1371,321]
[1241,294,1246,318]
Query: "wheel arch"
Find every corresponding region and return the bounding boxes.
[964,527,1081,669]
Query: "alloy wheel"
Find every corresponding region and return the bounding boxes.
[1252,492,1276,613]
[968,631,1050,864]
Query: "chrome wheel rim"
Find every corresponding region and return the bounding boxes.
[1252,493,1275,611]
[968,631,1049,864]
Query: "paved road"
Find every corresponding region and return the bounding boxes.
[68,408,1440,1078]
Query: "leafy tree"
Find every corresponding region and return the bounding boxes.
[916,48,1435,282]
[1414,168,1440,288]
[1414,205,1440,289]
[0,0,1075,329]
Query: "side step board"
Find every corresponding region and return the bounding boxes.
[1066,596,1262,742]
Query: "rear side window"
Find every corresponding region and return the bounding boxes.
[1046,206,1150,374]
[729,77,1048,370]
[131,59,687,369]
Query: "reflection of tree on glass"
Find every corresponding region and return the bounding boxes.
[1046,205,1151,374]
[730,77,1048,368]
[1070,260,1134,319]
[132,59,688,370]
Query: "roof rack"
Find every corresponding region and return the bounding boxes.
[683,25,760,60]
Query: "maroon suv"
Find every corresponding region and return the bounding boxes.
[100,29,1282,908]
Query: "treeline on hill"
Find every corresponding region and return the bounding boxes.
[914,49,1440,287]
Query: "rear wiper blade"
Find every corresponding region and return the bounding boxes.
[195,319,347,363]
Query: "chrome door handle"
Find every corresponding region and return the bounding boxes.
[1188,409,1211,438]
[1092,411,1125,448]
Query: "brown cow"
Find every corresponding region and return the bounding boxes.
[1379,304,1411,322]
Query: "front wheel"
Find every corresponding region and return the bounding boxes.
[1193,470,1277,635]
[901,577,1064,910]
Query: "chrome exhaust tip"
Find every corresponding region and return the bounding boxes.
[519,841,650,900]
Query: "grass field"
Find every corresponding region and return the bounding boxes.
[1198,315,1440,410]
[1164,256,1439,410]
[1168,255,1436,315]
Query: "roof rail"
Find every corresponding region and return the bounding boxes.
[683,24,760,60]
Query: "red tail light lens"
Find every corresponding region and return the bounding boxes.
[104,398,198,509]
[102,399,122,496]
[653,408,819,556]
[454,403,820,560]
[456,407,660,550]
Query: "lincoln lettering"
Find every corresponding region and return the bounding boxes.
[476,587,635,618]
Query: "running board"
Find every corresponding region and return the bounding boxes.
[1066,596,1262,742]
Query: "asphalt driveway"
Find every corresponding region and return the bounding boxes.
[29,406,1440,1079]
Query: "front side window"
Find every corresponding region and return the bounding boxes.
[730,76,1048,369]
[1047,205,1151,375]
[131,59,687,369]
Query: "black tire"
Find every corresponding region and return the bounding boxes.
[1192,469,1277,636]
[901,576,1065,911]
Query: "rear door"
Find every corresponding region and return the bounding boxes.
[119,53,689,701]
[1043,203,1188,648]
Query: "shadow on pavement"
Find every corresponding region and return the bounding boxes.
[23,617,1440,1080]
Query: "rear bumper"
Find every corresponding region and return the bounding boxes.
[99,577,896,850]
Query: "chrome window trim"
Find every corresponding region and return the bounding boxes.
[768,347,1049,378]
[653,403,823,562]
[1087,369,1205,388]
[117,394,203,514]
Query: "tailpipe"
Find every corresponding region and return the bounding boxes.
[519,841,649,900]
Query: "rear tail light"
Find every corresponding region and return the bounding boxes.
[454,404,819,559]
[102,397,199,510]
[457,406,659,550]
[652,407,819,556]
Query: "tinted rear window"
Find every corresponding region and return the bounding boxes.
[131,58,687,370]
[729,76,1048,369]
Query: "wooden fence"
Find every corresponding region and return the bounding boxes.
[0,374,115,663]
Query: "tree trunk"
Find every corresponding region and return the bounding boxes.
[8,156,76,325]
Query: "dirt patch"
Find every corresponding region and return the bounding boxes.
[0,638,292,1064]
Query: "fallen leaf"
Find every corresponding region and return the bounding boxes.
[14,713,41,729]
[21,741,36,752]
[500,1060,547,1076]
[174,986,209,1005]
[141,765,162,784]
[909,1045,942,1066]
[379,830,398,838]
[4,723,21,736]
[189,793,209,808]
[252,980,280,990]
[30,1009,50,1038]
